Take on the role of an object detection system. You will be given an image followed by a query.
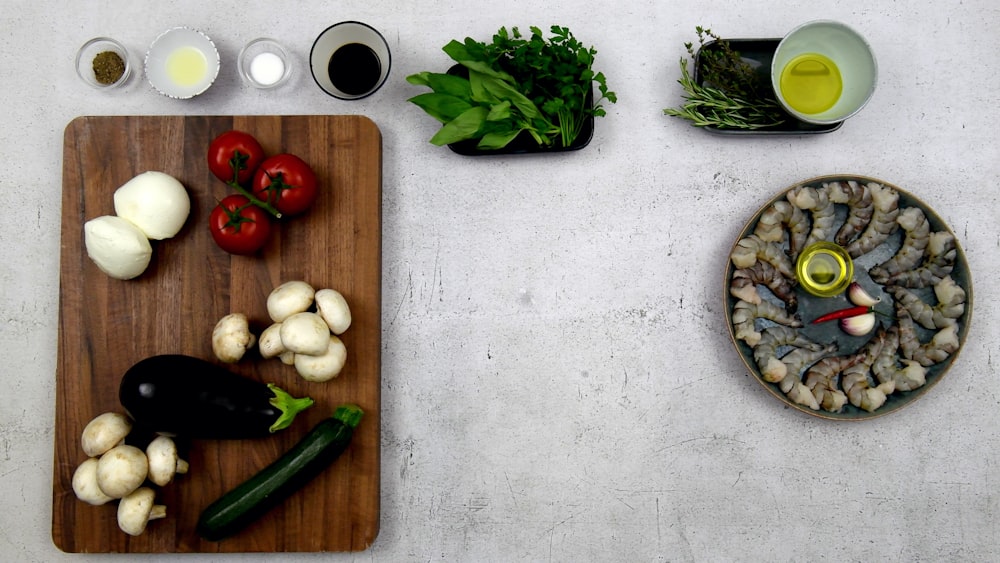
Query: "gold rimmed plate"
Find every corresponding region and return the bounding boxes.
[724,175,972,420]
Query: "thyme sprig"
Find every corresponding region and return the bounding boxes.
[663,27,786,130]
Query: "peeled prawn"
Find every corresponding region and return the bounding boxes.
[874,323,928,392]
[776,343,838,410]
[732,299,802,347]
[787,185,836,249]
[753,326,824,383]
[826,180,874,246]
[804,353,863,412]
[841,330,895,412]
[845,183,900,258]
[729,261,798,312]
[730,234,797,280]
[883,231,956,288]
[869,206,930,283]
[753,200,810,259]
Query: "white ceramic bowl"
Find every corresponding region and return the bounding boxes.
[310,21,391,100]
[771,20,877,125]
[144,27,221,99]
[238,38,292,89]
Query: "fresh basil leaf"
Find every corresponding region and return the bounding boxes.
[477,128,523,150]
[487,101,512,121]
[408,93,475,124]
[428,106,489,146]
[479,75,541,120]
[405,72,433,87]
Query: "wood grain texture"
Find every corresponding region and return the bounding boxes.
[52,115,381,553]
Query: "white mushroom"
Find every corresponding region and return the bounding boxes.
[258,322,286,359]
[117,487,166,536]
[294,335,347,382]
[280,312,330,356]
[314,288,352,335]
[266,280,316,322]
[71,458,114,506]
[212,313,257,363]
[278,350,296,365]
[146,436,189,487]
[96,444,148,499]
[81,412,133,457]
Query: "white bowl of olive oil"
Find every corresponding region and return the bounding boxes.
[144,27,221,99]
[771,21,877,125]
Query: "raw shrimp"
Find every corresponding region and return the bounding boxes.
[845,183,900,258]
[730,234,797,280]
[869,206,930,283]
[753,200,810,259]
[804,353,863,412]
[888,276,965,329]
[826,180,874,246]
[903,321,961,367]
[883,231,956,288]
[875,323,928,392]
[776,343,838,410]
[753,326,824,383]
[732,299,802,347]
[729,261,798,311]
[787,185,836,249]
[841,330,895,412]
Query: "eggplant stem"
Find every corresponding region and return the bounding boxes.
[266,384,315,432]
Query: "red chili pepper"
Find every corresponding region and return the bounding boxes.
[811,305,873,324]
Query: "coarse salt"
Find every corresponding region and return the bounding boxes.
[249,52,285,86]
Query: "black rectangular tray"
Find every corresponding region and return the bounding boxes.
[694,38,842,135]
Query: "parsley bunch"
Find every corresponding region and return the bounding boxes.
[407,25,616,150]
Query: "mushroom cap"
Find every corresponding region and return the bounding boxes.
[280,312,331,356]
[81,412,133,457]
[71,458,114,506]
[314,288,352,335]
[294,335,347,382]
[258,322,286,359]
[117,487,166,536]
[212,313,257,363]
[96,444,148,498]
[267,280,316,322]
[146,435,187,487]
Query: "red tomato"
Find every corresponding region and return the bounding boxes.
[208,130,265,186]
[209,194,272,255]
[252,154,319,216]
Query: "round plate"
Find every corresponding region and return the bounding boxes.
[725,175,973,420]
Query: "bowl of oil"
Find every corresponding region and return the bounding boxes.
[771,21,877,125]
[144,27,221,99]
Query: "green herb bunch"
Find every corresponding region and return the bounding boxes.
[407,26,616,150]
[663,27,786,130]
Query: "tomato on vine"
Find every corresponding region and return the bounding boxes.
[209,194,273,255]
[208,131,266,186]
[252,154,319,216]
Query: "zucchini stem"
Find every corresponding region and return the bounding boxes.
[266,384,315,433]
[332,404,364,429]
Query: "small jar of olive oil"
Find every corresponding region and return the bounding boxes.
[796,242,853,297]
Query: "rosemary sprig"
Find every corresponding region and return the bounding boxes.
[663,27,787,130]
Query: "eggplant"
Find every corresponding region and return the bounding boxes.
[119,354,314,439]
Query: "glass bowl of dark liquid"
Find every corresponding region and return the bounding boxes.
[310,21,391,100]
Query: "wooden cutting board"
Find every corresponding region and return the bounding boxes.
[52,115,381,553]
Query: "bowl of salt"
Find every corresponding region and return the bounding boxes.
[238,38,291,89]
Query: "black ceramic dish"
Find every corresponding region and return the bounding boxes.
[724,175,972,420]
[444,65,595,156]
[694,39,843,135]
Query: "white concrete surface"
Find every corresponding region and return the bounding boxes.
[2,1,998,561]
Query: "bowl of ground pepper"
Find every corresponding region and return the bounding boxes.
[76,37,132,89]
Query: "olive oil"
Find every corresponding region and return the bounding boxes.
[166,46,208,87]
[779,53,842,114]
[796,242,853,297]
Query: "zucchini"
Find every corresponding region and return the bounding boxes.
[196,404,364,541]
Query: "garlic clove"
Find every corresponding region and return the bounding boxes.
[840,312,876,336]
[847,282,880,307]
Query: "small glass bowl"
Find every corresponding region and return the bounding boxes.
[144,27,221,99]
[238,38,292,89]
[76,37,132,90]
